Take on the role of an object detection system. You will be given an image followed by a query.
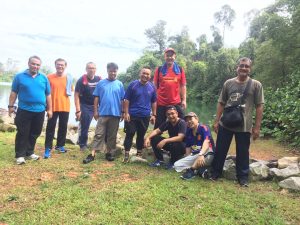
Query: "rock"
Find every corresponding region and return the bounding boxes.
[279,177,300,191]
[269,164,300,180]
[266,159,278,168]
[0,123,16,132]
[250,161,270,181]
[223,159,236,180]
[130,156,148,163]
[278,157,299,169]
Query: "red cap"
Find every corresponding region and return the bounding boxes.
[164,48,176,54]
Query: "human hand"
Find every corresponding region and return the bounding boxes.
[8,107,15,117]
[181,100,187,110]
[124,113,130,122]
[194,155,205,168]
[47,110,53,119]
[213,121,219,133]
[75,111,81,121]
[144,138,150,148]
[150,115,156,125]
[252,127,260,140]
[94,112,99,121]
[156,139,166,150]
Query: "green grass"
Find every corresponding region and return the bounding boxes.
[0,132,299,225]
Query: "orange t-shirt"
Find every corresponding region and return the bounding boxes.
[47,73,70,112]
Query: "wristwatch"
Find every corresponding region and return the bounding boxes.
[8,105,14,108]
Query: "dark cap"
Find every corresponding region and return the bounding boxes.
[165,105,177,112]
[184,112,198,120]
[164,48,176,54]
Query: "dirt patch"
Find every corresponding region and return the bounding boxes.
[66,171,79,178]
[39,172,56,181]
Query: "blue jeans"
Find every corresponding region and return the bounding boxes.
[78,104,94,148]
[211,125,251,181]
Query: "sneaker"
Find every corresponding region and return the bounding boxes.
[55,146,67,153]
[238,179,249,187]
[83,154,95,164]
[105,153,115,161]
[201,169,209,179]
[28,154,40,160]
[16,157,26,165]
[80,146,88,151]
[165,162,174,170]
[181,168,196,180]
[44,148,51,159]
[149,159,164,167]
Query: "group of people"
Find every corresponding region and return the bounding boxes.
[8,48,264,187]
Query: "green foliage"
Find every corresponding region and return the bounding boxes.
[261,70,300,147]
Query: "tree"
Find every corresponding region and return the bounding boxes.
[214,4,236,44]
[144,20,167,54]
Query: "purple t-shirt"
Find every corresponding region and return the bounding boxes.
[124,80,157,117]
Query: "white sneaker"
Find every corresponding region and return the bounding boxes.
[16,157,26,165]
[28,154,40,160]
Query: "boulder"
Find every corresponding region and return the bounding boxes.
[0,123,16,132]
[278,157,299,169]
[249,161,270,181]
[269,164,300,180]
[223,159,236,180]
[130,155,148,163]
[279,177,300,191]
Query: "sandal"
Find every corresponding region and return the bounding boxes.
[123,152,130,163]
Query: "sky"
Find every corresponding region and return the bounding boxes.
[0,0,275,78]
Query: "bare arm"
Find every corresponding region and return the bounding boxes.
[123,99,130,122]
[150,101,157,125]
[74,91,81,121]
[93,96,99,120]
[8,91,17,116]
[156,133,185,150]
[252,104,264,140]
[180,85,187,110]
[46,94,53,119]
[213,102,225,133]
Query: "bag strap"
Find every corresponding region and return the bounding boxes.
[240,78,252,104]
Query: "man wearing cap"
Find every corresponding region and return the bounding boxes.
[153,48,187,128]
[210,57,264,187]
[144,105,187,169]
[174,112,215,180]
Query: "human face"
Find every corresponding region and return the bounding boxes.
[166,109,178,124]
[237,60,251,80]
[86,64,96,79]
[28,58,41,76]
[55,61,66,76]
[139,68,151,84]
[164,51,176,66]
[107,68,118,80]
[185,116,199,130]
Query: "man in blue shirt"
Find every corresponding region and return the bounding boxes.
[174,112,215,180]
[123,66,157,162]
[74,62,101,151]
[83,62,125,163]
[8,56,52,165]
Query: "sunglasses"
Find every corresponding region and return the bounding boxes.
[239,64,250,69]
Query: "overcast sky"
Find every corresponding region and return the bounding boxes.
[0,0,275,78]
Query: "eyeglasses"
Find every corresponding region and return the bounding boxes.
[239,64,250,69]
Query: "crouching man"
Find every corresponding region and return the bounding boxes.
[174,112,215,180]
[144,105,186,170]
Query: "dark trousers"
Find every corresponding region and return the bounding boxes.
[123,116,150,151]
[78,104,94,147]
[154,104,184,128]
[151,135,185,163]
[45,112,69,148]
[211,125,251,181]
[14,109,45,158]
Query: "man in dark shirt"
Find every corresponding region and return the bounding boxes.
[144,105,186,169]
[74,62,101,151]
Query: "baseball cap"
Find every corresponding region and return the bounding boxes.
[184,112,198,120]
[164,48,176,54]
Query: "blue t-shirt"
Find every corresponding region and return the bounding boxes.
[75,75,101,105]
[124,80,157,117]
[185,124,214,154]
[93,79,125,117]
[11,70,51,112]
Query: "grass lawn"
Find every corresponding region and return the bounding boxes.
[0,131,299,225]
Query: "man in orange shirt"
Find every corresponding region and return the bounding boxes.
[44,58,73,158]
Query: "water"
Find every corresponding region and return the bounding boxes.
[0,83,216,127]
